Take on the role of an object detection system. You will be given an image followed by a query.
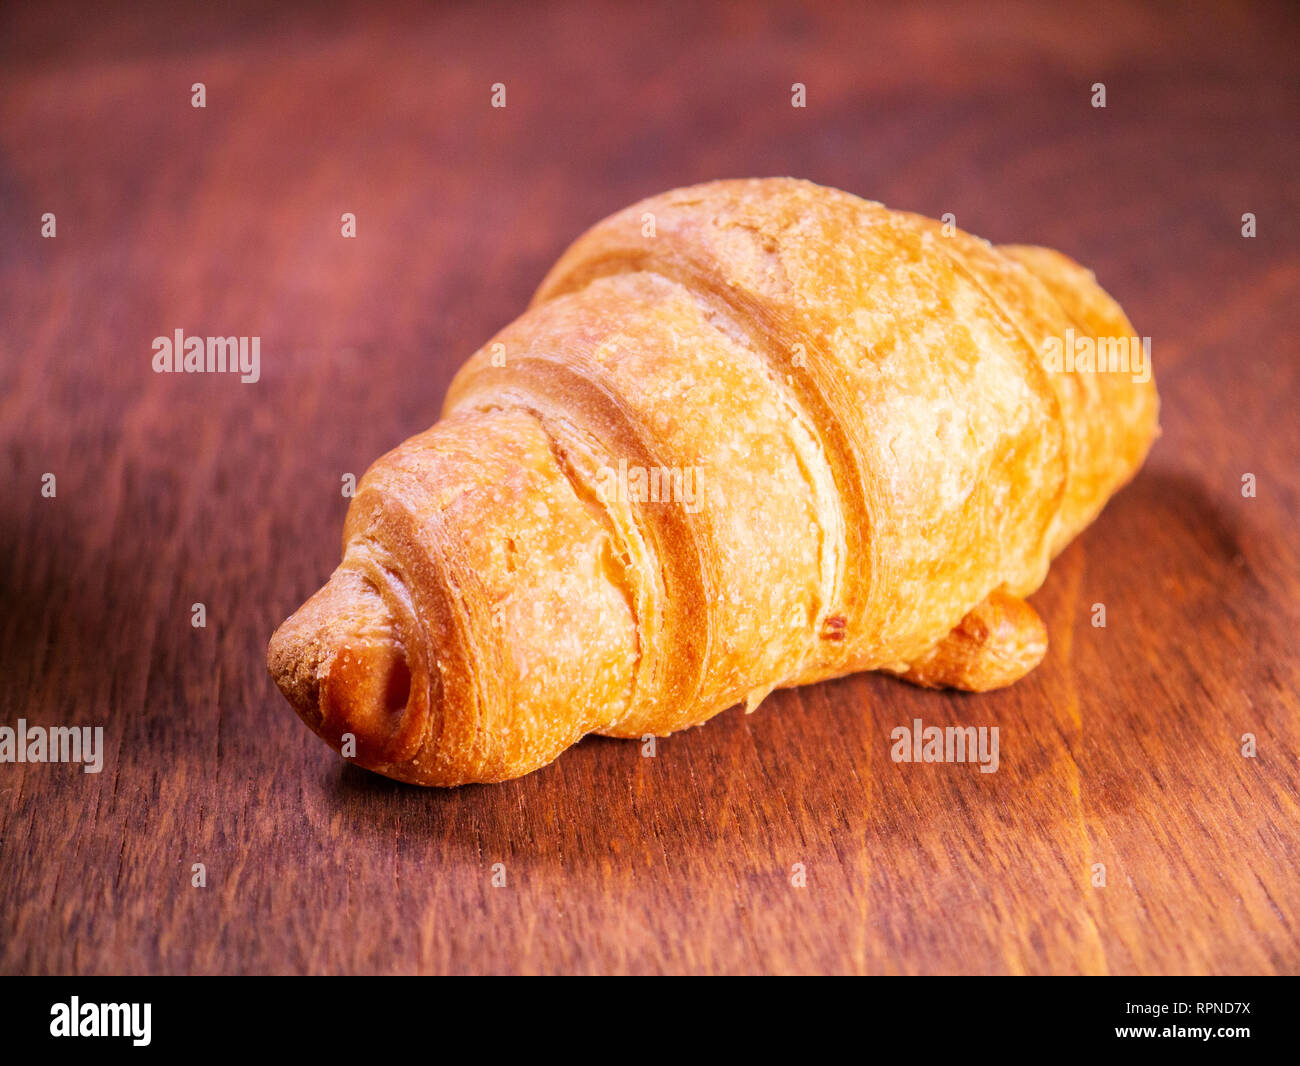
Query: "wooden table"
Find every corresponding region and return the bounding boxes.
[2,0,1296,975]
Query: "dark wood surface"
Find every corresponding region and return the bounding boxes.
[2,0,1297,975]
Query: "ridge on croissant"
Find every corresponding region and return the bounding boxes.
[268,177,1159,786]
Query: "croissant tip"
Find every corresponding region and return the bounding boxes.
[268,569,418,766]
[267,617,324,731]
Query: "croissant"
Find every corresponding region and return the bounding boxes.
[268,178,1158,786]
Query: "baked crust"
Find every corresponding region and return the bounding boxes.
[268,178,1159,785]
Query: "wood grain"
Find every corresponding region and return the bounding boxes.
[1,0,1297,975]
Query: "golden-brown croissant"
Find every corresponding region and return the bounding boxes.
[268,178,1158,785]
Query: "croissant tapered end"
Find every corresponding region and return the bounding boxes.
[888,590,1049,692]
[268,568,419,768]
